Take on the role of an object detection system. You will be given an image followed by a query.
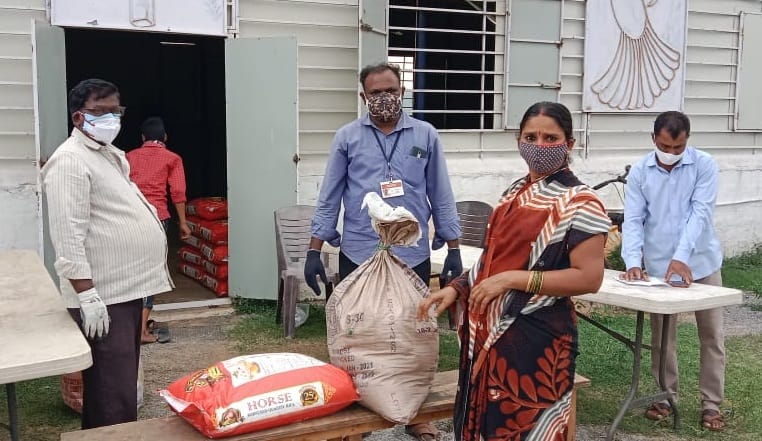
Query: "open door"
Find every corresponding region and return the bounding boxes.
[32,20,69,282]
[225,37,298,299]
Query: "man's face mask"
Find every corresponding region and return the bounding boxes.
[81,112,122,145]
[654,147,684,165]
[366,92,402,123]
[518,142,569,176]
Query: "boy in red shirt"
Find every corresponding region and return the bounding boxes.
[127,117,190,343]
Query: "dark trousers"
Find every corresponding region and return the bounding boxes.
[68,298,142,429]
[338,251,431,284]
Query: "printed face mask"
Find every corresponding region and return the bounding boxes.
[366,92,402,123]
[518,142,569,176]
[654,147,684,165]
[82,113,122,144]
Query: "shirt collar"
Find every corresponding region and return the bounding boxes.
[141,140,166,148]
[360,111,415,133]
[646,146,696,168]
[72,127,106,151]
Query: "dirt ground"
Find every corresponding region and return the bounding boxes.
[139,293,762,440]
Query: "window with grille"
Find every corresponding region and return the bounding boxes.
[388,0,505,130]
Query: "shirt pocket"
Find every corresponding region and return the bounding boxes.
[402,155,426,186]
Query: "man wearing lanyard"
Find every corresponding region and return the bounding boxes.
[305,62,462,441]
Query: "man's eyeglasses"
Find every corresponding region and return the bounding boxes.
[81,106,127,118]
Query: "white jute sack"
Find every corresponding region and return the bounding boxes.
[326,193,439,424]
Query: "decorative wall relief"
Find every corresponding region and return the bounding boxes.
[583,0,687,112]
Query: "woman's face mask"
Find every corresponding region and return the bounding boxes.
[518,142,569,176]
[82,112,122,144]
[366,92,402,123]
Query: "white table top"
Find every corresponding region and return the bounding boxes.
[431,246,743,314]
[0,250,92,384]
[579,269,743,314]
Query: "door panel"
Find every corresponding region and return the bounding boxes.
[33,20,68,282]
[226,37,298,299]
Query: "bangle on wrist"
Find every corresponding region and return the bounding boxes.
[525,270,544,294]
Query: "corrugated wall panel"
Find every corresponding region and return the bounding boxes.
[0,56,32,82]
[238,0,359,164]
[0,1,44,250]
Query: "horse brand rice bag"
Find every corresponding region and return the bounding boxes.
[204,260,229,279]
[198,219,228,244]
[182,234,202,249]
[160,353,359,438]
[179,246,204,265]
[179,262,204,281]
[201,242,228,264]
[186,197,228,221]
[202,274,229,297]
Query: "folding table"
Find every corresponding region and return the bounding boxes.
[0,250,92,441]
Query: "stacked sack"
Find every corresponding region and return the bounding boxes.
[179,197,229,297]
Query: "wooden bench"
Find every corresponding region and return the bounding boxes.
[61,370,590,441]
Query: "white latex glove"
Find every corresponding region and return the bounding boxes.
[77,288,110,339]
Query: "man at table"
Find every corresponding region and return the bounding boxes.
[42,79,173,429]
[621,111,725,431]
[304,62,462,441]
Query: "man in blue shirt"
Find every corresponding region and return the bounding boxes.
[304,62,462,440]
[621,111,725,431]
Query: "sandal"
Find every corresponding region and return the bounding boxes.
[702,409,725,431]
[404,422,442,441]
[155,327,171,344]
[645,402,672,421]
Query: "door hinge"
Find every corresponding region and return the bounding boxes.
[292,153,301,164]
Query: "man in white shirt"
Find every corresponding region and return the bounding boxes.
[42,79,173,429]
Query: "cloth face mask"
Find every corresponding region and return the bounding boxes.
[366,92,402,123]
[518,142,569,175]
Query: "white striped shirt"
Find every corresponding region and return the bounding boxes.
[42,129,174,308]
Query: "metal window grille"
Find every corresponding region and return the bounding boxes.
[389,0,506,130]
[388,55,415,112]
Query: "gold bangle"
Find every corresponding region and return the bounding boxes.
[526,270,544,295]
[525,271,534,293]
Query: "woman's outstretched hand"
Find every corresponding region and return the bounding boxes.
[417,287,458,321]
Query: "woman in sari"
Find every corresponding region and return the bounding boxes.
[419,102,610,440]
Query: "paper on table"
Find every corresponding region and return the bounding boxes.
[613,275,669,287]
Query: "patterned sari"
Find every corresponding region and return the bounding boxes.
[450,169,610,441]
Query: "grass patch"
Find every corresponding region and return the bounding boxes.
[722,246,762,296]
[0,377,80,441]
[606,242,626,272]
[576,312,762,440]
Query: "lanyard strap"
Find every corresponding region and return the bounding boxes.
[371,129,403,180]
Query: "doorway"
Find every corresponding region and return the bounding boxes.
[64,29,227,305]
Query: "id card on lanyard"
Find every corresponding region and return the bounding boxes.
[372,129,404,198]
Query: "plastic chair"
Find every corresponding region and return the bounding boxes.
[456,200,493,248]
[443,201,494,328]
[274,205,338,338]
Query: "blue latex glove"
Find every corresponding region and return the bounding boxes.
[439,248,463,286]
[303,250,327,295]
